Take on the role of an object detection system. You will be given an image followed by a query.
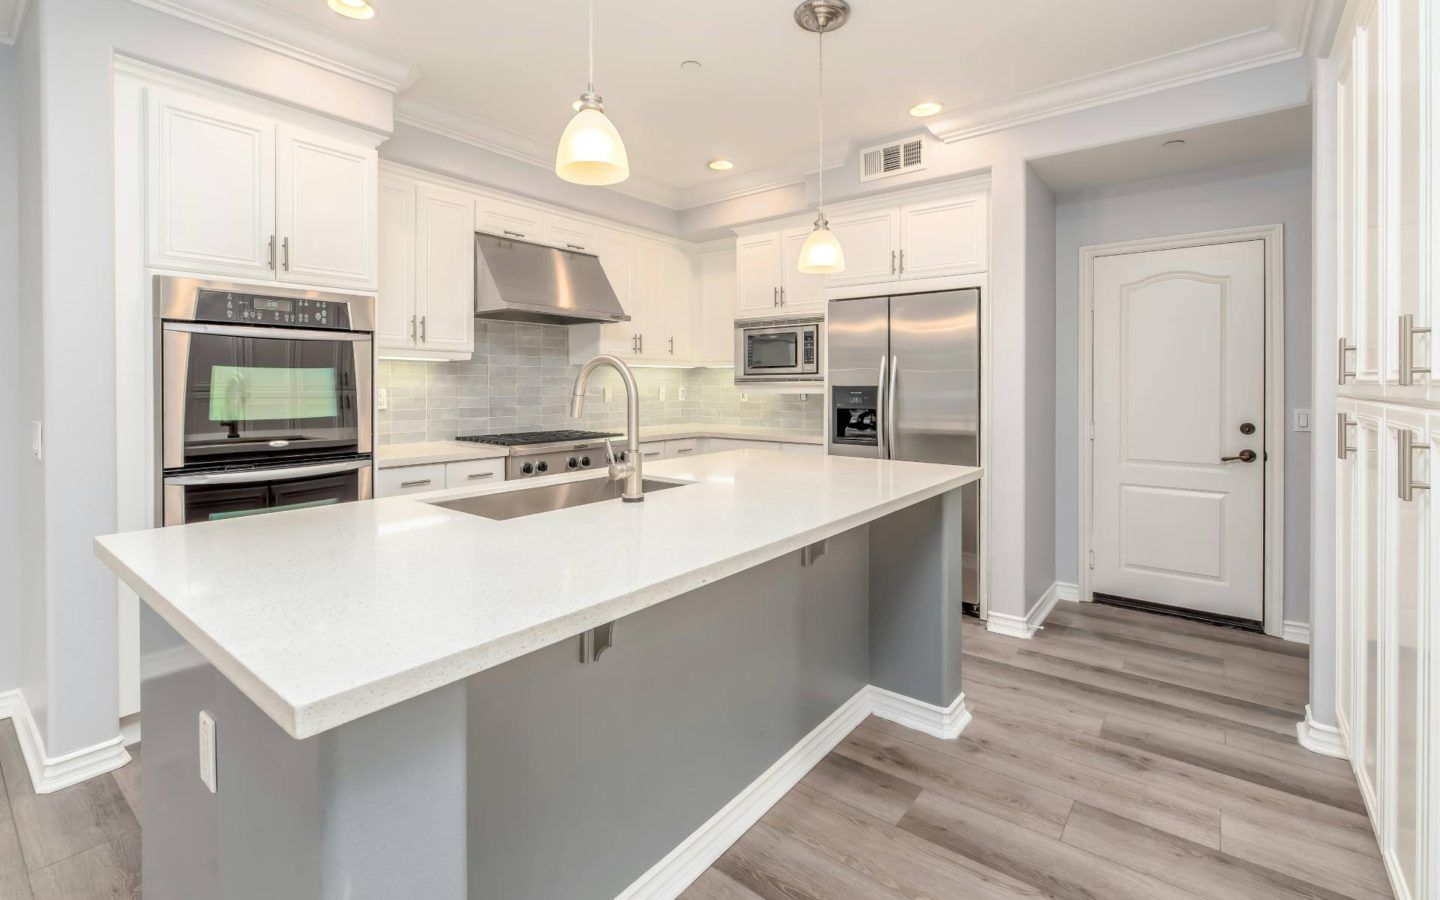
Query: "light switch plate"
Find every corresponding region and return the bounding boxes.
[376,388,388,411]
[1294,409,1312,432]
[198,710,217,794]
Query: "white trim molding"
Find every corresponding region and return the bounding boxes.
[1281,620,1311,644]
[123,0,420,91]
[986,582,1063,639]
[1296,704,1347,759]
[619,684,971,898]
[0,689,132,795]
[925,2,1336,143]
[0,0,31,44]
[1056,581,1081,602]
[1077,225,1287,637]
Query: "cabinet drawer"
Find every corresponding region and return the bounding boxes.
[446,458,505,488]
[666,439,699,458]
[638,441,668,462]
[376,464,446,497]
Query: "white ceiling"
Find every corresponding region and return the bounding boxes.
[250,0,1320,207]
[1029,105,1312,195]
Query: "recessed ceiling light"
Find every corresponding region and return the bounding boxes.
[1162,139,1187,148]
[707,159,735,172]
[327,0,375,19]
[909,101,943,118]
[680,60,703,72]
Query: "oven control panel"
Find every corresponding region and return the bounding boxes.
[195,290,354,330]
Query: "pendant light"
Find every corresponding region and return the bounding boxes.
[795,0,849,274]
[556,0,630,186]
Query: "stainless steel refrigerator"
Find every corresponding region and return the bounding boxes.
[827,288,981,607]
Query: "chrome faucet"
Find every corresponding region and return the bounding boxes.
[570,354,643,502]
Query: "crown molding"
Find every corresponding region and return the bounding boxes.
[924,3,1323,144]
[0,0,31,45]
[124,0,420,92]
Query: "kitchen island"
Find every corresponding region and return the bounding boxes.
[96,450,981,900]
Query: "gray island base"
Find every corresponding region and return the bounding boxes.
[103,452,978,899]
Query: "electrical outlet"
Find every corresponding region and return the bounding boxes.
[678,386,687,401]
[740,393,749,403]
[30,421,42,461]
[376,388,389,412]
[198,710,217,794]
[1294,409,1312,432]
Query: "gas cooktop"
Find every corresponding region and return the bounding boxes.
[457,430,617,448]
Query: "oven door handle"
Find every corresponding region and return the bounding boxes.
[162,322,372,341]
[164,459,371,486]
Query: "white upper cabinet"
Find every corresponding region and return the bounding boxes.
[415,186,476,357]
[543,214,598,254]
[591,228,638,356]
[736,233,783,317]
[779,228,827,314]
[697,250,738,365]
[147,89,276,280]
[376,175,417,351]
[476,197,543,242]
[275,125,378,290]
[660,246,696,360]
[899,194,987,280]
[631,241,664,357]
[826,208,900,288]
[145,87,379,290]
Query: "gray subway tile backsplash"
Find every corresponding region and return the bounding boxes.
[376,320,823,444]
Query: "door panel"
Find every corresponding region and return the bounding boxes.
[275,126,377,289]
[1091,240,1266,621]
[825,296,887,459]
[416,186,475,356]
[780,228,827,312]
[1336,400,1357,737]
[899,194,987,280]
[1355,405,1383,806]
[594,230,637,355]
[826,210,900,288]
[889,289,979,467]
[376,176,417,352]
[736,234,781,317]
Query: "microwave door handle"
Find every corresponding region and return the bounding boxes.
[877,354,889,460]
[164,459,371,486]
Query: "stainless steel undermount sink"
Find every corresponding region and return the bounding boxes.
[431,477,687,521]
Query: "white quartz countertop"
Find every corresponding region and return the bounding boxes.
[96,451,980,740]
[376,425,822,468]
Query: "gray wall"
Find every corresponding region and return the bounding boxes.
[0,42,20,694]
[377,321,822,443]
[1052,155,1314,623]
[1024,166,1058,607]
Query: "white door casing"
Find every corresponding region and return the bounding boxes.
[1089,238,1268,622]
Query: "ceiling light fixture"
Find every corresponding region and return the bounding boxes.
[794,0,849,275]
[555,0,630,186]
[326,0,375,20]
[909,101,943,118]
[707,159,735,171]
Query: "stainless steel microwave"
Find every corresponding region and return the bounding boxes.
[734,316,824,383]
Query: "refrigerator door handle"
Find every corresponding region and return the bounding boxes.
[887,356,899,460]
[877,354,889,460]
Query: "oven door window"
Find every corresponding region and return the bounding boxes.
[176,331,361,465]
[747,333,799,370]
[175,471,360,525]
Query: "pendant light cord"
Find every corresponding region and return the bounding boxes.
[816,28,824,219]
[588,0,595,93]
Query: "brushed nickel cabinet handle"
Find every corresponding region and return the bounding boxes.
[566,243,586,251]
[773,286,779,307]
[1397,314,1431,386]
[1338,337,1357,385]
[268,235,277,270]
[282,236,291,271]
[1397,429,1430,502]
[409,315,417,342]
[466,471,495,480]
[899,249,905,275]
[668,336,674,355]
[503,230,525,239]
[420,315,427,342]
[891,250,896,274]
[399,478,432,488]
[1337,412,1357,460]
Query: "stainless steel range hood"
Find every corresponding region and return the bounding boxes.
[474,232,629,325]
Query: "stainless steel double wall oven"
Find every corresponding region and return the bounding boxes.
[156,276,375,526]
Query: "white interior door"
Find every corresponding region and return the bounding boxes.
[1090,239,1266,621]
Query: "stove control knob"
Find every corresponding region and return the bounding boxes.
[566,457,579,469]
[520,462,535,475]
[580,456,592,467]
[536,461,549,473]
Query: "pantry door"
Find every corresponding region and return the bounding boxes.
[1089,238,1268,623]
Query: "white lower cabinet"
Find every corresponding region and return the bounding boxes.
[376,464,447,498]
[637,442,667,463]
[699,438,783,454]
[445,458,505,489]
[666,439,698,458]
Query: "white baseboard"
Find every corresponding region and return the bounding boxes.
[120,713,142,748]
[986,581,1063,639]
[1055,581,1080,602]
[619,683,971,898]
[1281,620,1311,644]
[1296,704,1347,759]
[0,688,132,794]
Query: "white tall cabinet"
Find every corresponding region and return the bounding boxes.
[1331,2,1437,897]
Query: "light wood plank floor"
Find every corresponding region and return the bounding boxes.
[0,602,1389,899]
[685,602,1393,900]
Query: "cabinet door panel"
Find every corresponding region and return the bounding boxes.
[632,241,664,356]
[826,210,899,288]
[275,126,377,289]
[477,197,543,242]
[416,186,476,356]
[1355,8,1385,388]
[147,89,275,278]
[699,252,738,365]
[780,228,827,313]
[543,214,597,253]
[736,234,782,317]
[1355,406,1384,807]
[594,230,637,355]
[1336,400,1357,738]
[900,193,987,280]
[376,176,417,352]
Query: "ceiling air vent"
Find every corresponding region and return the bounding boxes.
[860,136,927,182]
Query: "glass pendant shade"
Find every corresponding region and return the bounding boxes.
[556,102,630,186]
[797,221,845,274]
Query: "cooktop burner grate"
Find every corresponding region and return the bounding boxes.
[456,430,618,447]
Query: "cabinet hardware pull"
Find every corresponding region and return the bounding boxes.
[1338,338,1357,385]
[466,472,495,480]
[420,315,427,342]
[566,243,586,251]
[503,230,525,239]
[891,250,896,275]
[780,287,787,306]
[1397,314,1431,386]
[1337,412,1357,460]
[668,336,674,354]
[282,236,291,271]
[675,447,693,454]
[899,249,905,275]
[409,315,417,342]
[1397,429,1430,502]
[638,334,643,353]
[773,286,779,307]
[400,479,432,488]
[268,235,277,270]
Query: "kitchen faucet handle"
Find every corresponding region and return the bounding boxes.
[603,437,617,464]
